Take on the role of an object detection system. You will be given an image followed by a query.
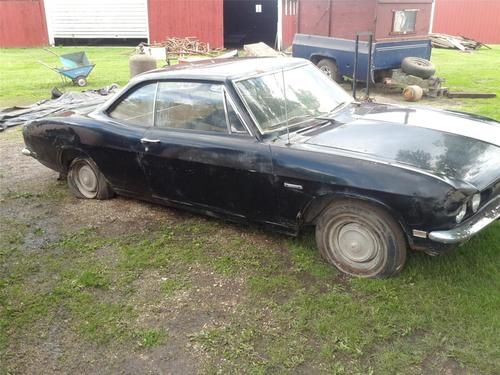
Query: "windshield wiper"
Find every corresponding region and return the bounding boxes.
[315,101,347,120]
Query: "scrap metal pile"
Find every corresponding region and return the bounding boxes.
[430,33,490,51]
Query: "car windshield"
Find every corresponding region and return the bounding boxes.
[234,63,352,134]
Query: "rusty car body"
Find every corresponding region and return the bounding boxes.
[22,58,500,277]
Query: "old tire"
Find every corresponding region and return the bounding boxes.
[403,85,424,102]
[67,157,114,199]
[74,76,87,87]
[317,58,342,82]
[315,199,407,278]
[401,57,436,79]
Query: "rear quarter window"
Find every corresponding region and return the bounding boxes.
[109,83,157,127]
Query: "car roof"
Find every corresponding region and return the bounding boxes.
[133,57,309,83]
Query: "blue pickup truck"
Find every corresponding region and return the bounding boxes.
[292,33,432,83]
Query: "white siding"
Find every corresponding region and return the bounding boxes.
[44,0,148,43]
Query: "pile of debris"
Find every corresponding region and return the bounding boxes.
[429,33,490,51]
[150,37,216,55]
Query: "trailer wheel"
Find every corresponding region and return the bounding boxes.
[317,59,342,82]
[74,76,87,87]
[401,57,436,79]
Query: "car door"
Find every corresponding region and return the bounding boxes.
[140,80,276,222]
[91,82,157,196]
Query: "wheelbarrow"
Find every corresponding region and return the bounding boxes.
[38,49,95,87]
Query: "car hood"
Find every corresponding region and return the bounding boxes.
[304,103,500,190]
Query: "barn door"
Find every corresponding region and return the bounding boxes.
[44,0,149,44]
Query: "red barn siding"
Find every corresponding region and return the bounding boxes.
[298,0,330,36]
[0,0,48,47]
[376,1,433,40]
[148,0,223,48]
[298,0,432,41]
[433,0,500,44]
[297,0,377,39]
[330,0,377,39]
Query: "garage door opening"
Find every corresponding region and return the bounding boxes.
[224,0,278,48]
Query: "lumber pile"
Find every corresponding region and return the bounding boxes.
[149,37,224,56]
[429,33,489,51]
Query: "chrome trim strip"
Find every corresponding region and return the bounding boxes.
[429,195,500,244]
[231,62,310,83]
[223,87,253,136]
[284,182,303,190]
[376,44,429,52]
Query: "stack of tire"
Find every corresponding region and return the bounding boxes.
[401,57,436,102]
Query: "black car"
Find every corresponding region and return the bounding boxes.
[22,58,500,278]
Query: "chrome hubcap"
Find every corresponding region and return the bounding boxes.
[337,223,377,263]
[75,164,98,198]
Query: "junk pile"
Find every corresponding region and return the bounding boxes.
[140,37,225,61]
[430,33,490,51]
[382,57,496,102]
[138,37,238,64]
[0,85,119,132]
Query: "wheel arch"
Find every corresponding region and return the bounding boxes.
[310,54,336,65]
[58,146,91,173]
[299,192,413,245]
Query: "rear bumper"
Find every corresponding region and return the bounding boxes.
[429,196,500,244]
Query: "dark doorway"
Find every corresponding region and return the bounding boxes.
[224,0,278,48]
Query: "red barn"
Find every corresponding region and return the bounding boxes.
[432,0,500,44]
[1,0,498,49]
[0,0,298,49]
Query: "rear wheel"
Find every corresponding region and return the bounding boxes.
[67,157,114,199]
[317,58,342,82]
[315,199,407,278]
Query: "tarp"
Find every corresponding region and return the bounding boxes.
[0,85,119,132]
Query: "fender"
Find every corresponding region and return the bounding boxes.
[299,192,414,246]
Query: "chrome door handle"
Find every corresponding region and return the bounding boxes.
[140,138,161,144]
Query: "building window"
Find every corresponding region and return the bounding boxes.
[392,9,418,34]
[285,0,298,16]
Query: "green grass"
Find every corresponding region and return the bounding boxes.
[0,47,134,106]
[1,46,500,373]
[431,46,500,120]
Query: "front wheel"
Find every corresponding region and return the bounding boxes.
[316,199,407,278]
[67,157,114,199]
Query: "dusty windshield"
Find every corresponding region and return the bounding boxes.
[234,63,352,134]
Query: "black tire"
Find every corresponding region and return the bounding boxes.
[401,57,436,79]
[73,76,87,87]
[67,157,114,200]
[317,58,342,82]
[315,199,407,278]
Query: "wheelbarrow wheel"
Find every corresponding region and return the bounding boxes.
[74,76,87,87]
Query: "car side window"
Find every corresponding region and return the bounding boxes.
[225,93,247,134]
[155,82,228,133]
[108,83,157,127]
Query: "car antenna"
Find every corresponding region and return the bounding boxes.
[281,68,291,146]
